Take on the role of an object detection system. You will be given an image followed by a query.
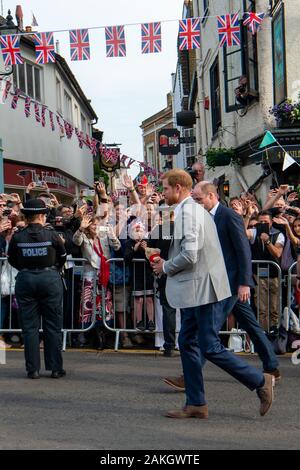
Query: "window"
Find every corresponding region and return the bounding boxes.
[13,61,43,101]
[56,79,62,112]
[202,0,209,24]
[81,113,87,133]
[203,0,209,12]
[223,1,259,112]
[64,91,72,122]
[146,145,154,167]
[74,104,80,128]
[184,128,196,161]
[210,57,221,136]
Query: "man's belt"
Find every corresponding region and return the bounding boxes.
[20,267,58,272]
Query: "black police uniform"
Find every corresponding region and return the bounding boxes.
[8,200,67,377]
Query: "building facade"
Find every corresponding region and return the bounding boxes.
[0,11,98,202]
[188,0,300,201]
[140,93,173,173]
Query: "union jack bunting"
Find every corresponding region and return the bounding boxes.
[243,12,265,35]
[0,35,23,66]
[34,102,41,123]
[75,128,85,148]
[64,120,74,139]
[90,138,99,156]
[11,88,21,110]
[2,80,11,102]
[121,155,128,165]
[178,18,201,51]
[69,29,90,61]
[41,105,47,127]
[141,22,162,54]
[49,111,55,131]
[217,13,241,47]
[56,115,65,136]
[33,32,55,64]
[85,134,91,149]
[105,26,126,57]
[24,96,31,118]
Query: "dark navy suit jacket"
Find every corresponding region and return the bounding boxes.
[213,203,254,295]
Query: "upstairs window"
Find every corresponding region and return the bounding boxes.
[13,61,43,102]
[64,91,72,122]
[210,56,222,136]
[223,0,259,112]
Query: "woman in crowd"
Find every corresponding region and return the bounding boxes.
[124,220,155,332]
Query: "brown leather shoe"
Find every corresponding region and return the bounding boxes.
[257,373,275,416]
[264,369,281,383]
[165,405,208,419]
[164,375,185,391]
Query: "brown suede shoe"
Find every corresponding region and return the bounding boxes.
[257,373,275,416]
[264,369,281,383]
[164,375,185,391]
[165,405,208,419]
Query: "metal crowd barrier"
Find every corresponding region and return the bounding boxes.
[0,255,290,353]
[0,257,97,351]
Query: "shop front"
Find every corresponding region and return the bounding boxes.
[4,161,80,204]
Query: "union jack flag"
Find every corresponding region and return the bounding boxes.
[11,88,21,110]
[33,32,55,64]
[69,29,90,61]
[141,22,162,54]
[2,80,12,102]
[0,35,23,66]
[85,134,91,149]
[56,115,65,136]
[243,12,265,35]
[64,120,74,139]
[41,105,47,127]
[24,96,31,118]
[49,111,55,131]
[178,19,201,51]
[75,128,85,148]
[34,102,41,123]
[217,13,241,47]
[105,26,126,57]
[90,138,99,156]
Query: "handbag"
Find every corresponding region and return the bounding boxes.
[1,260,18,297]
[228,329,244,352]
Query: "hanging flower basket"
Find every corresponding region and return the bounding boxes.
[269,97,300,128]
[205,148,236,170]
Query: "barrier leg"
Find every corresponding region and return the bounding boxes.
[62,331,67,352]
[114,330,120,352]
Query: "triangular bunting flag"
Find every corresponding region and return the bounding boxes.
[259,131,277,149]
[283,153,297,171]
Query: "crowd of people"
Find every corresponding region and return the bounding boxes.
[0,163,299,355]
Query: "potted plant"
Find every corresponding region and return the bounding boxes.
[205,147,236,170]
[269,97,300,128]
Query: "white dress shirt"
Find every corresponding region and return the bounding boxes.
[209,201,220,219]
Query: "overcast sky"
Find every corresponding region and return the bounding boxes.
[4,0,183,173]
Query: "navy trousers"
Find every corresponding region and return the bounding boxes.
[16,270,64,373]
[180,301,264,406]
[220,296,279,372]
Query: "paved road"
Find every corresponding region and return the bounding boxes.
[0,351,299,450]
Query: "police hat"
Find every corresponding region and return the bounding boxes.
[21,199,49,216]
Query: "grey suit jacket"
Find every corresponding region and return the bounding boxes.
[164,197,231,309]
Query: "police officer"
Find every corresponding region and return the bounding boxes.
[8,199,67,379]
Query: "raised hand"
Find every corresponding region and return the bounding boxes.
[122,174,134,191]
[80,215,92,230]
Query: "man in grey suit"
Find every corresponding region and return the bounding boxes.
[152,170,274,418]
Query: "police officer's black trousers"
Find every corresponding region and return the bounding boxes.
[15,270,64,373]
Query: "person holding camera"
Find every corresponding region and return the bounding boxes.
[247,211,285,332]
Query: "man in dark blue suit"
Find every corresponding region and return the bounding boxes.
[193,182,280,379]
[164,182,280,393]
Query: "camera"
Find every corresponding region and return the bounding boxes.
[2,209,12,217]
